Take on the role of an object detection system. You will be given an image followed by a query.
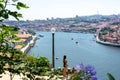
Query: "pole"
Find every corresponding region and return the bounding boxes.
[52,33,55,68]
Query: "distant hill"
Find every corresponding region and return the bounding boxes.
[2,15,120,33]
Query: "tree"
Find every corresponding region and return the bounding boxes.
[0,25,19,53]
[0,1,50,80]
[0,0,28,79]
[0,0,28,52]
[0,26,27,80]
[0,0,28,22]
[27,29,36,35]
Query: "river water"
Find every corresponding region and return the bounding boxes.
[28,31,120,80]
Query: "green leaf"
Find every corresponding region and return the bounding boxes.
[17,13,22,18]
[17,2,29,9]
[26,74,34,80]
[8,11,19,20]
[0,0,4,2]
[107,73,115,80]
[8,11,17,17]
[2,11,9,19]
[3,14,8,19]
[16,5,20,10]
[15,17,19,21]
[0,3,4,9]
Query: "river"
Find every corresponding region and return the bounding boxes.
[28,31,120,80]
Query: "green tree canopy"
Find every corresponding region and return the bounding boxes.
[0,0,28,22]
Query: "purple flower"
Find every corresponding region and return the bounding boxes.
[75,63,84,71]
[80,76,84,79]
[85,65,94,71]
[91,76,98,80]
[91,71,96,75]
[72,63,99,80]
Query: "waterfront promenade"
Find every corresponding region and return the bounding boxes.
[21,36,37,53]
[96,35,120,47]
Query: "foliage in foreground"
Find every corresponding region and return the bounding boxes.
[0,0,28,22]
[0,26,51,80]
[23,56,51,80]
[0,25,19,53]
[107,73,115,80]
[0,49,51,80]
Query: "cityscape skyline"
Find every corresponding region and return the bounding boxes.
[9,0,120,20]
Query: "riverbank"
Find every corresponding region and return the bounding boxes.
[21,36,37,53]
[96,35,120,47]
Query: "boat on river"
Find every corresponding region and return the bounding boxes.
[39,34,44,37]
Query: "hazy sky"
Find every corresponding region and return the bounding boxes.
[11,0,120,20]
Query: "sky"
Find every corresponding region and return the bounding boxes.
[9,0,120,20]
